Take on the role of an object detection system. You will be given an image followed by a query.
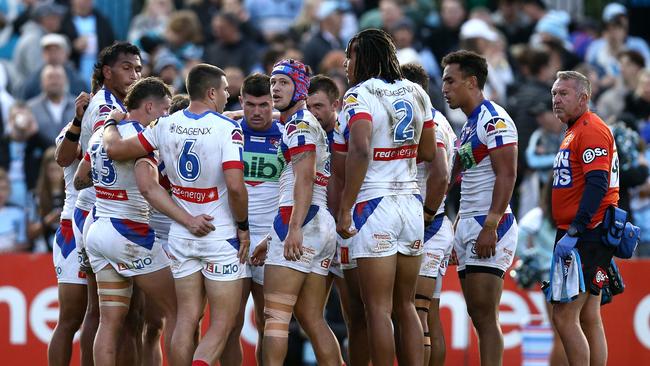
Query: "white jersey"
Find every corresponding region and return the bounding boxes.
[277,109,330,208]
[416,108,457,215]
[334,78,434,202]
[76,87,127,211]
[456,100,517,217]
[148,157,172,240]
[55,125,81,220]
[86,121,152,223]
[242,119,284,234]
[139,109,244,240]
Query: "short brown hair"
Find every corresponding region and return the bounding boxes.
[186,64,226,100]
[124,77,172,110]
[241,73,271,98]
[400,63,429,91]
[308,75,339,102]
[169,94,190,114]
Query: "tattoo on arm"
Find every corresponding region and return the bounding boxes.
[74,170,93,190]
[291,150,314,166]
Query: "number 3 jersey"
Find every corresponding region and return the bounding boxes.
[551,111,619,230]
[138,109,244,240]
[333,78,434,203]
[86,121,153,223]
[278,109,330,208]
[456,100,517,217]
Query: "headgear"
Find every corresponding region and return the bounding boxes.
[271,59,310,111]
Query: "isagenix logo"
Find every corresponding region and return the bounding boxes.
[243,152,284,182]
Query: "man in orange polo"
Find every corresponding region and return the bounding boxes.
[550,70,619,366]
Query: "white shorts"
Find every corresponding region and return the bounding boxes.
[86,217,170,277]
[266,205,336,276]
[167,234,250,281]
[348,194,424,260]
[453,213,518,276]
[247,232,270,285]
[432,274,443,299]
[328,238,344,278]
[72,207,92,272]
[419,215,454,278]
[52,219,87,285]
[339,236,357,271]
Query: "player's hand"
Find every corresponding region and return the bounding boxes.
[424,211,434,229]
[186,214,215,237]
[284,227,303,261]
[448,248,459,265]
[251,235,269,266]
[554,234,578,259]
[336,209,357,239]
[223,110,244,120]
[237,228,250,264]
[475,226,497,259]
[107,109,127,123]
[75,92,91,119]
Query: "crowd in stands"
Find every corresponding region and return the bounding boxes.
[0,0,649,258]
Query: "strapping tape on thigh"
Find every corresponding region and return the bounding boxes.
[96,267,132,307]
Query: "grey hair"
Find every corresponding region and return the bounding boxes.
[556,70,591,99]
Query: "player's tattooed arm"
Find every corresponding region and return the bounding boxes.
[73,157,93,190]
[290,150,314,165]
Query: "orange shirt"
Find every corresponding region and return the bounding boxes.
[551,111,619,230]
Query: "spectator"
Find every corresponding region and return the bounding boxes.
[611,121,649,216]
[60,0,116,83]
[19,33,88,101]
[12,2,66,85]
[162,10,203,62]
[493,0,533,46]
[624,69,650,123]
[526,97,563,184]
[585,3,650,82]
[224,66,244,111]
[28,64,76,144]
[244,0,303,41]
[29,146,64,250]
[596,50,645,123]
[203,12,259,74]
[0,61,16,134]
[426,0,466,65]
[152,50,182,90]
[389,18,439,80]
[0,168,28,252]
[127,0,174,44]
[0,103,49,208]
[302,1,346,74]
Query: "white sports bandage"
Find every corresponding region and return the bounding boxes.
[96,267,133,308]
[264,292,297,338]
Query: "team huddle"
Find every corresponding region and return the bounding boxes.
[50,29,522,366]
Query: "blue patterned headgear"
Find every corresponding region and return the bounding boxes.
[271,59,310,108]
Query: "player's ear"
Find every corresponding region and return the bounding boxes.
[332,98,340,110]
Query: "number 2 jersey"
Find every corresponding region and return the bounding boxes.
[456,100,518,217]
[277,109,330,207]
[333,78,434,202]
[76,87,127,212]
[551,111,619,230]
[86,121,153,223]
[138,109,244,240]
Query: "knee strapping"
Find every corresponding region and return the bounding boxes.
[264,292,297,338]
[415,294,431,313]
[96,267,132,308]
[424,331,431,347]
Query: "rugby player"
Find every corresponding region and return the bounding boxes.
[402,63,456,366]
[262,59,342,366]
[55,42,142,364]
[307,74,368,365]
[101,64,250,366]
[73,77,176,365]
[442,50,518,366]
[221,73,283,366]
[335,29,436,366]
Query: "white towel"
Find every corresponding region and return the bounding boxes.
[547,249,585,303]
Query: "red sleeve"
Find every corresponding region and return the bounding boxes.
[423,120,435,129]
[288,144,316,157]
[83,152,90,162]
[137,132,155,153]
[348,112,372,128]
[223,161,244,170]
[332,142,348,152]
